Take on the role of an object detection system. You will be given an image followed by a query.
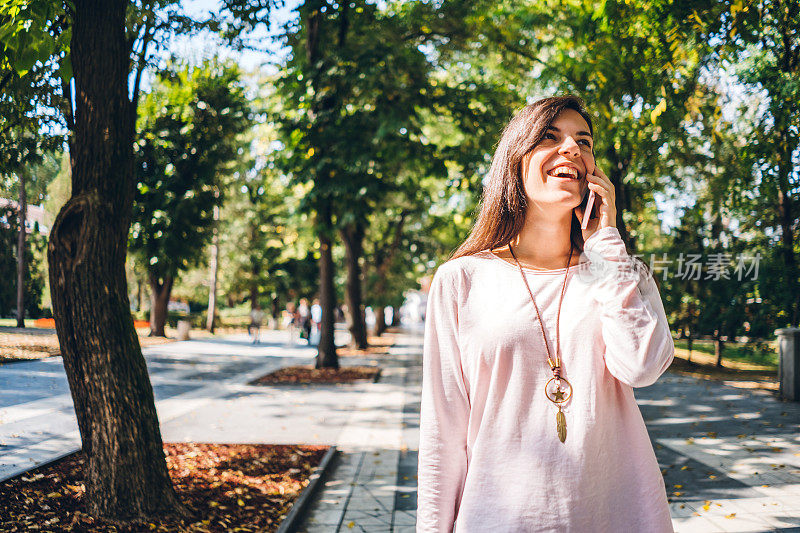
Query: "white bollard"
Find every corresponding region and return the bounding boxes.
[176,319,191,341]
[776,327,800,401]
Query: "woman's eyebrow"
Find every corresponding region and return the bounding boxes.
[547,125,593,138]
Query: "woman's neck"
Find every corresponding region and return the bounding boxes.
[497,204,576,269]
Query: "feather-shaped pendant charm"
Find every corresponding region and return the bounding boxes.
[556,407,567,443]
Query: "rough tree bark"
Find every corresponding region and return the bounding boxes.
[341,222,368,349]
[16,168,27,328]
[148,273,173,337]
[46,0,185,520]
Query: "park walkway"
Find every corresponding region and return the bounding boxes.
[1,326,799,532]
[297,330,800,533]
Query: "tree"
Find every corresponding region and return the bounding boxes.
[0,38,64,327]
[0,201,46,319]
[129,60,252,336]
[467,0,725,252]
[268,0,514,359]
[720,0,800,327]
[2,0,196,520]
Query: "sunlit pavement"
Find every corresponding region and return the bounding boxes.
[0,328,337,481]
[2,326,799,532]
[638,375,800,532]
[299,335,800,533]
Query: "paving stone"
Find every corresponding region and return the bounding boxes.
[672,514,723,532]
[393,510,417,526]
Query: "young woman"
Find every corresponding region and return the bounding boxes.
[417,95,674,532]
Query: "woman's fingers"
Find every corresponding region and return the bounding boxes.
[582,166,617,229]
[586,169,614,203]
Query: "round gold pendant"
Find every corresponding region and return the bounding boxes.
[545,377,572,404]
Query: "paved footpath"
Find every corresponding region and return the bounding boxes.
[297,331,800,533]
[2,326,800,532]
[0,328,348,481]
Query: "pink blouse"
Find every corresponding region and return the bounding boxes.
[417,226,675,533]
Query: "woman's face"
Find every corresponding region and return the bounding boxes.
[521,108,595,210]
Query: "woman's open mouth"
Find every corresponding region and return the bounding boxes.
[546,165,582,180]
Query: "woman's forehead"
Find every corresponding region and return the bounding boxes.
[550,109,591,134]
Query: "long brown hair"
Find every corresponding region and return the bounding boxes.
[450,95,595,261]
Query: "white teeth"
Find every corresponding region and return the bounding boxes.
[548,165,579,179]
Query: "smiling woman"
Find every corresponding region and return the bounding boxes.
[417,95,674,532]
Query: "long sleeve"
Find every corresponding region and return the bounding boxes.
[581,226,675,388]
[416,265,470,533]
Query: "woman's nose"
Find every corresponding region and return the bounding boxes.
[558,137,580,157]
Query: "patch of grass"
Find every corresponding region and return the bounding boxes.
[670,340,778,392]
[673,338,778,368]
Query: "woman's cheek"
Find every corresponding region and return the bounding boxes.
[582,152,595,176]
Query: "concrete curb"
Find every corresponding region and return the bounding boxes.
[277,445,338,533]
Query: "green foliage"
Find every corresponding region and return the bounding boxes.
[129,59,254,282]
[0,0,70,77]
[217,115,321,306]
[0,205,46,318]
[273,1,513,229]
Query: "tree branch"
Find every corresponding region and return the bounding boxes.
[130,19,156,108]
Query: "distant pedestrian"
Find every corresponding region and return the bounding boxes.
[282,302,299,346]
[310,298,322,345]
[248,305,265,344]
[297,298,311,343]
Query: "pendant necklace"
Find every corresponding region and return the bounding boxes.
[508,243,574,443]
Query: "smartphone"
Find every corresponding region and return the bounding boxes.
[579,158,598,229]
[579,187,597,229]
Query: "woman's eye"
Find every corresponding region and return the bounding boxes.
[544,133,556,140]
[579,139,592,147]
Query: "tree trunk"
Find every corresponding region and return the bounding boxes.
[686,335,693,364]
[249,283,259,312]
[391,305,401,327]
[606,143,635,252]
[136,276,143,313]
[148,273,173,337]
[375,305,386,336]
[16,169,27,328]
[249,261,261,315]
[206,204,220,332]
[340,222,368,349]
[778,188,799,327]
[306,1,339,369]
[715,333,724,368]
[369,211,408,338]
[46,0,185,520]
[776,11,800,327]
[315,206,339,369]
